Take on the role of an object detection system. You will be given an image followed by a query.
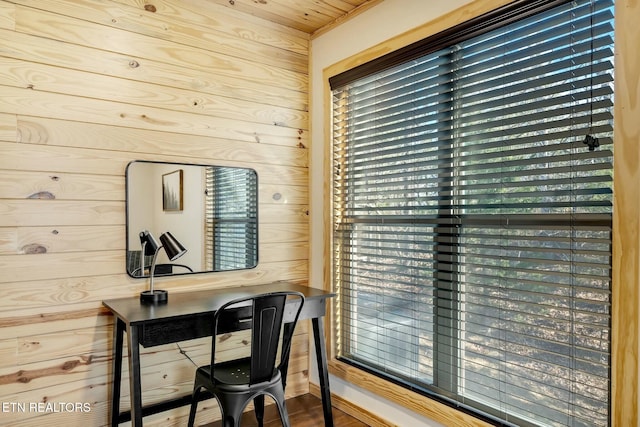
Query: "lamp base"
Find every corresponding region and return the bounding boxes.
[140,289,168,304]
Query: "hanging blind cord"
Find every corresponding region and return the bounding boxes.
[583,0,599,151]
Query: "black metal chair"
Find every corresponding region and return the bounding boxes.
[187,291,305,427]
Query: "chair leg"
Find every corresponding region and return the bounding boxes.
[267,384,291,427]
[275,398,291,427]
[188,385,202,427]
[254,395,265,427]
[222,415,235,427]
[217,392,250,427]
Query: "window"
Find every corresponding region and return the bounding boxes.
[330,1,614,426]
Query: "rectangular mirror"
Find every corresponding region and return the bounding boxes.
[126,160,258,278]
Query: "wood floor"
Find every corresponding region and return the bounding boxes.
[204,393,369,427]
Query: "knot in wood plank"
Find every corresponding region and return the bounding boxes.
[21,244,47,254]
[27,191,55,199]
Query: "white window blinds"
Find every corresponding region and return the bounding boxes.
[331,0,613,425]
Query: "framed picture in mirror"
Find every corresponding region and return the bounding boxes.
[162,169,183,211]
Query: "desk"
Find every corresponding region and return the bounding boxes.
[103,282,335,427]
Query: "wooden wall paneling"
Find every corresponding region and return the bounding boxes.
[0,346,109,398]
[0,112,17,141]
[0,156,306,209]
[0,281,111,314]
[0,250,123,282]
[0,29,307,113]
[260,203,309,224]
[0,263,310,319]
[111,0,310,53]
[0,227,18,255]
[0,142,132,177]
[12,118,308,167]
[11,225,123,254]
[0,338,17,369]
[260,223,308,243]
[0,0,310,424]
[0,141,307,185]
[0,254,309,307]
[1,334,197,399]
[0,356,108,405]
[0,309,111,339]
[0,200,123,227]
[2,86,305,147]
[0,226,307,311]
[0,361,273,427]
[9,0,308,73]
[16,329,112,367]
[9,226,123,255]
[1,387,111,427]
[0,0,14,30]
[12,226,294,258]
[259,242,309,264]
[0,59,309,131]
[13,6,308,92]
[0,196,305,231]
[149,259,309,291]
[0,170,124,201]
[0,247,307,284]
[261,182,308,205]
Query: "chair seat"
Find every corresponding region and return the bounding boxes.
[196,358,281,389]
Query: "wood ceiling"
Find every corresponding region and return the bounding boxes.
[205,0,376,34]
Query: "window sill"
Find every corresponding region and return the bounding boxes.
[328,358,494,427]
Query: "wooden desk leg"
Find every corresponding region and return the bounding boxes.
[312,317,334,427]
[110,318,125,427]
[126,325,143,426]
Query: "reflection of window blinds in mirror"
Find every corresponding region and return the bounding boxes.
[205,167,258,271]
[204,168,212,271]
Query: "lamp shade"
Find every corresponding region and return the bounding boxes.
[159,232,187,261]
[139,230,159,256]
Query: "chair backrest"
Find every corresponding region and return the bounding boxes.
[212,291,305,385]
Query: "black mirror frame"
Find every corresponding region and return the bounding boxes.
[125,160,259,279]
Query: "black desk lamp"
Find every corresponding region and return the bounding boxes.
[139,230,187,303]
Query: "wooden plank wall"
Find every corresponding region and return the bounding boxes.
[0,0,310,425]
